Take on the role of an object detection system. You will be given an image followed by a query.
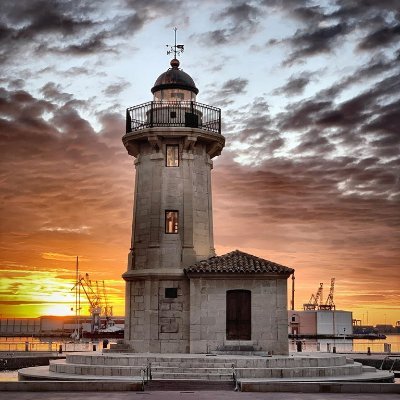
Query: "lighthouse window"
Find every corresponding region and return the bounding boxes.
[165,210,179,234]
[171,92,184,100]
[165,288,178,298]
[166,145,179,167]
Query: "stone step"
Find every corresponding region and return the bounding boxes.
[145,379,234,391]
[66,354,349,369]
[49,360,145,377]
[235,364,363,379]
[151,372,233,381]
[66,354,348,368]
[66,355,148,366]
[151,366,235,374]
[150,362,236,368]
[149,364,363,378]
[163,359,344,368]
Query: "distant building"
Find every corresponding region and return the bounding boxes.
[288,310,353,337]
[0,316,124,336]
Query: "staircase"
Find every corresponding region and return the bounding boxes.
[144,357,235,390]
[18,352,395,389]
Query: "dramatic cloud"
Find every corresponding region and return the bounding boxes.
[0,0,186,65]
[103,80,131,97]
[272,72,313,96]
[193,2,260,45]
[0,0,399,322]
[263,0,400,64]
[0,86,130,275]
[206,78,249,107]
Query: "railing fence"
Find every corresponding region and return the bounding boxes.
[126,101,221,134]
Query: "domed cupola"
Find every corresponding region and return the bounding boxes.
[151,58,198,101]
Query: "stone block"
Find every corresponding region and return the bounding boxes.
[171,302,183,311]
[160,322,178,333]
[159,302,171,310]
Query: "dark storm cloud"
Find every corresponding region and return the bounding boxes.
[64,67,91,76]
[226,97,284,157]
[193,2,260,45]
[282,23,349,65]
[103,81,131,97]
[213,154,400,264]
[0,0,185,65]
[275,63,400,160]
[206,78,249,107]
[221,78,248,96]
[272,72,313,96]
[358,24,400,51]
[0,0,97,63]
[40,83,73,103]
[111,0,185,39]
[48,31,114,56]
[0,85,131,254]
[263,0,400,64]
[317,53,400,100]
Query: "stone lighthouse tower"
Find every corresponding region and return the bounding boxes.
[122,48,225,352]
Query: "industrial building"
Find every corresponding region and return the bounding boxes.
[288,310,353,338]
[0,316,124,336]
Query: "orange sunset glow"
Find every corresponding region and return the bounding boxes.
[1,1,399,328]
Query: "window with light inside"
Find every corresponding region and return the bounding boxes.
[165,210,179,234]
[166,145,179,167]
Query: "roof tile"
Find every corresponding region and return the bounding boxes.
[184,250,294,275]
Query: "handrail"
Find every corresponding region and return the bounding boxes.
[379,355,399,372]
[140,362,152,391]
[232,363,239,391]
[148,361,152,381]
[126,100,221,135]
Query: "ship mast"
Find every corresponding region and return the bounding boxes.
[74,256,80,340]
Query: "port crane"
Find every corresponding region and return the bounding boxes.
[303,282,323,310]
[319,278,336,310]
[78,273,114,332]
[303,278,336,311]
[71,257,114,336]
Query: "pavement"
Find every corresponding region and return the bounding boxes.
[1,391,399,400]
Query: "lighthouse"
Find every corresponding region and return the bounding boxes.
[122,33,293,355]
[122,38,225,352]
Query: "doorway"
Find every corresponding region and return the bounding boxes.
[226,289,251,340]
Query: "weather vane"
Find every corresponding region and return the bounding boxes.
[166,27,184,59]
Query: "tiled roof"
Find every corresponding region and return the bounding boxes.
[184,250,294,275]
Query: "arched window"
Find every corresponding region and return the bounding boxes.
[226,290,251,340]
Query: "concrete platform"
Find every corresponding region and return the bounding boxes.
[19,365,143,382]
[0,385,400,397]
[17,352,395,390]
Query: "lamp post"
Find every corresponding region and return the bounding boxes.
[384,314,387,332]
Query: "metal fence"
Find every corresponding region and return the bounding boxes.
[126,101,221,134]
[0,340,106,353]
[289,339,400,353]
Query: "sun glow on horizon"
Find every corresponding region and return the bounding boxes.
[42,303,74,317]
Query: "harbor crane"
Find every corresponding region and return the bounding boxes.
[319,278,336,310]
[78,273,113,332]
[71,256,114,336]
[303,282,323,310]
[303,278,336,311]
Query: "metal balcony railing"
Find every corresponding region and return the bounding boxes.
[126,101,221,134]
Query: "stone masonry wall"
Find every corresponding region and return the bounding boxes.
[129,140,215,271]
[125,277,190,353]
[189,277,289,355]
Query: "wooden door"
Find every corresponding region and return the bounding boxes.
[226,290,251,340]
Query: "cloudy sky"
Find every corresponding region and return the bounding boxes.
[0,0,399,325]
